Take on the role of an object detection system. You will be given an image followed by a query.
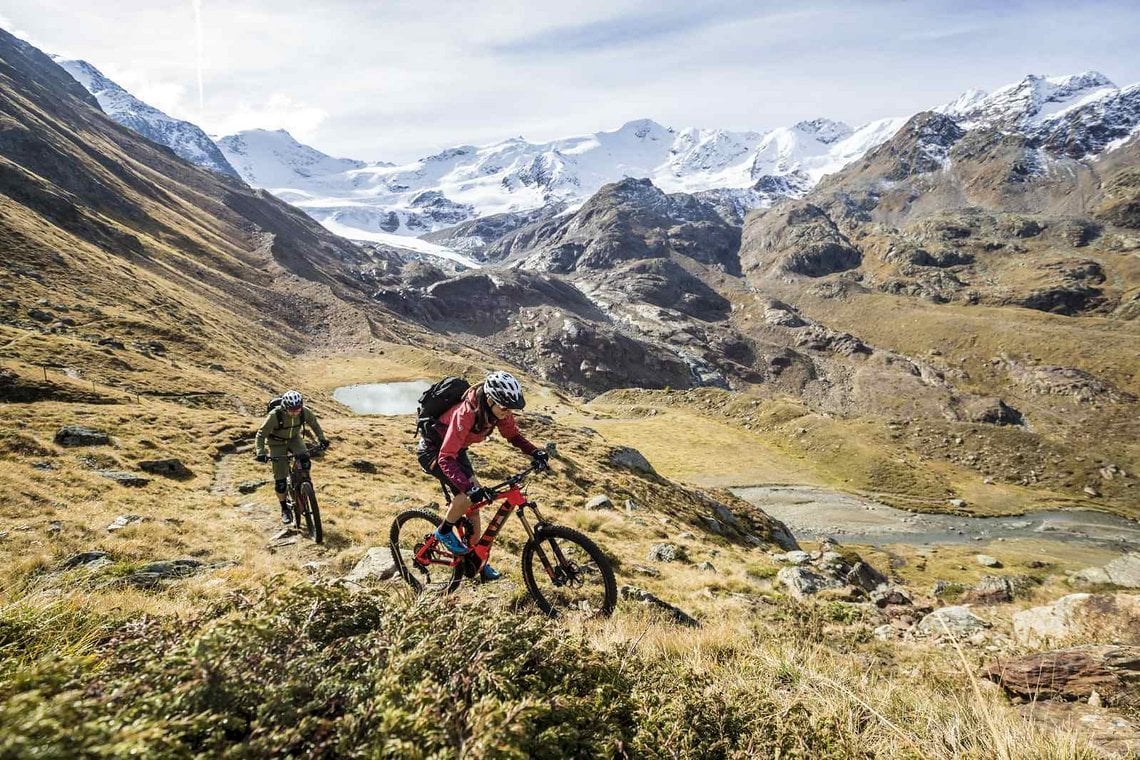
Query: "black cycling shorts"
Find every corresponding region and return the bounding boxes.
[417,443,473,495]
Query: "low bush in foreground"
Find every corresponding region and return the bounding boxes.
[0,585,1107,759]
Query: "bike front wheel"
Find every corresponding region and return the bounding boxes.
[521,525,616,619]
[300,481,323,544]
[389,508,463,595]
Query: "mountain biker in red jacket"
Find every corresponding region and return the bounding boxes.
[416,371,549,581]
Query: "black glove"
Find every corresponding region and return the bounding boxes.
[255,453,268,463]
[319,440,330,451]
[466,486,494,504]
[531,449,550,471]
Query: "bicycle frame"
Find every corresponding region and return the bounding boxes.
[266,447,321,511]
[415,467,555,576]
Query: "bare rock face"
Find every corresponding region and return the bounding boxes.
[1014,593,1140,647]
[740,201,862,279]
[984,646,1140,707]
[489,178,742,275]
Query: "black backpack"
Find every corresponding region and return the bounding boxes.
[416,377,470,440]
[267,396,285,426]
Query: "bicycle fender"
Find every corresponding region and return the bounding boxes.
[532,521,556,540]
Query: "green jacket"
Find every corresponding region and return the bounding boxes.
[256,406,326,455]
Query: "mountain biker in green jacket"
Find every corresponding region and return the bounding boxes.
[255,390,329,524]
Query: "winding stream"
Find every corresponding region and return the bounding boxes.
[732,485,1140,551]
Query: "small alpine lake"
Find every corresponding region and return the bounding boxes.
[333,381,431,415]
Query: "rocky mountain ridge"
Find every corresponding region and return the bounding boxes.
[54,58,240,179]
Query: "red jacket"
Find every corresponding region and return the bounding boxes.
[432,385,538,492]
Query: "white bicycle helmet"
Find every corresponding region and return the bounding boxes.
[484,371,525,410]
[282,390,304,410]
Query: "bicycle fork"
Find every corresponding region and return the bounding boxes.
[514,503,572,585]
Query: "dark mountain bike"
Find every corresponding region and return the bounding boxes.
[269,446,323,544]
[390,463,617,619]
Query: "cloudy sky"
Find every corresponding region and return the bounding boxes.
[3,0,1139,163]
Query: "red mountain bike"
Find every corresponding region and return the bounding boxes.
[389,463,617,619]
[268,446,323,544]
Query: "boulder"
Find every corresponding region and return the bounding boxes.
[619,585,700,627]
[976,554,1002,568]
[847,561,888,591]
[54,426,109,447]
[1013,594,1140,647]
[871,586,913,608]
[138,459,193,479]
[123,558,225,588]
[585,494,614,510]
[647,543,681,563]
[917,606,990,637]
[773,550,812,565]
[59,551,112,571]
[343,547,405,583]
[777,566,843,599]
[983,646,1140,707]
[1104,554,1140,588]
[608,446,657,476]
[106,514,147,532]
[961,575,1014,605]
[696,561,717,573]
[96,471,151,487]
[238,479,269,494]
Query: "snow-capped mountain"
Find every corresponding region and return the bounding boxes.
[214,115,909,248]
[937,71,1140,158]
[215,129,370,189]
[55,58,240,178]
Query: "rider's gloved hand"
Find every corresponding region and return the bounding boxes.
[531,449,550,471]
[255,453,268,463]
[466,486,494,504]
[319,439,330,451]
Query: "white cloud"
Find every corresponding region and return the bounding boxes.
[99,64,190,117]
[201,93,328,142]
[3,1,1140,163]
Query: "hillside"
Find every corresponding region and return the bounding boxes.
[2,26,1140,757]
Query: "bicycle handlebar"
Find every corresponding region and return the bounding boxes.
[482,461,546,497]
[265,445,324,462]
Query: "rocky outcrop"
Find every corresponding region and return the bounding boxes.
[619,585,700,627]
[984,646,1140,707]
[740,202,862,279]
[1013,593,1140,647]
[138,459,192,479]
[342,547,403,584]
[916,606,990,638]
[54,426,109,447]
[490,178,741,275]
[861,112,966,181]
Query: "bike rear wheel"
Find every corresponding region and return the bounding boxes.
[300,481,323,544]
[389,508,463,595]
[521,524,616,619]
